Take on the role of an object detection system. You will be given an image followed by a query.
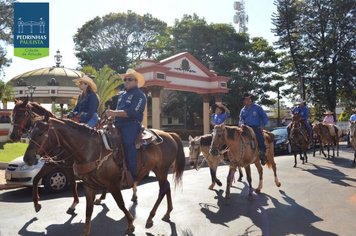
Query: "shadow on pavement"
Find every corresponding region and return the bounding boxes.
[198,182,338,236]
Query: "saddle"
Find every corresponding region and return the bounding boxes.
[135,126,163,149]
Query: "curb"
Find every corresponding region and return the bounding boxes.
[0,162,7,170]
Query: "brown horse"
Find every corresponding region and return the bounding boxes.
[288,113,309,167]
[9,98,94,214]
[209,124,280,199]
[23,117,185,235]
[188,134,243,190]
[312,122,342,158]
[349,121,356,164]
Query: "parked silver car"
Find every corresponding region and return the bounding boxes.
[5,156,69,193]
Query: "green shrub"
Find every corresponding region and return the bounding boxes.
[0,142,29,163]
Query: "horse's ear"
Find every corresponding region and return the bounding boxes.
[189,135,193,141]
[23,97,29,105]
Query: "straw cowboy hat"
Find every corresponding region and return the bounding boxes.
[324,110,333,115]
[73,75,97,92]
[352,108,356,112]
[215,103,226,113]
[120,68,145,88]
[294,99,306,105]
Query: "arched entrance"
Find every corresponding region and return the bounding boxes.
[136,52,230,134]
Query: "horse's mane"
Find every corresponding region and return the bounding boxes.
[200,134,212,146]
[30,102,55,117]
[52,118,97,136]
[225,125,242,140]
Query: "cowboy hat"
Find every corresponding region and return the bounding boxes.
[324,110,333,115]
[215,103,226,113]
[294,99,306,105]
[120,68,145,88]
[73,75,97,92]
[352,108,356,112]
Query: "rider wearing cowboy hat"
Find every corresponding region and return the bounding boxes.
[211,103,230,125]
[239,93,269,165]
[68,75,99,127]
[323,110,335,125]
[106,69,147,180]
[291,99,312,141]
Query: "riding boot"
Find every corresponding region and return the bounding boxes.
[259,151,266,166]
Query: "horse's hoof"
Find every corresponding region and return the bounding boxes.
[162,214,170,222]
[208,185,214,190]
[255,189,261,194]
[293,164,297,168]
[276,182,281,187]
[131,195,137,203]
[66,207,76,215]
[34,204,41,213]
[94,199,102,205]
[145,220,153,229]
[126,226,135,235]
[216,179,222,186]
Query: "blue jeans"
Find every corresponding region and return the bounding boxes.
[117,122,141,179]
[251,126,266,153]
[86,113,99,128]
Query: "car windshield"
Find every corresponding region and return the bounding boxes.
[272,127,287,138]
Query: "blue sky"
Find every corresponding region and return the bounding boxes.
[2,0,277,82]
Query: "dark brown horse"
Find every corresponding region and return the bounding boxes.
[209,124,280,199]
[23,117,185,234]
[188,134,243,190]
[312,122,342,158]
[288,113,309,167]
[350,121,356,164]
[9,98,106,215]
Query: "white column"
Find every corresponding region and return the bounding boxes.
[203,95,210,134]
[151,86,161,129]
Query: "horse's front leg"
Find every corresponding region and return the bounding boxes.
[146,179,170,229]
[237,166,243,182]
[244,165,253,197]
[225,167,235,199]
[82,185,96,236]
[94,190,107,205]
[66,168,79,215]
[131,181,138,202]
[293,153,297,168]
[254,162,263,193]
[109,186,135,234]
[32,164,51,212]
[208,158,221,190]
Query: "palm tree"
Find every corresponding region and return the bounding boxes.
[95,66,122,113]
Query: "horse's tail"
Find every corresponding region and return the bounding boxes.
[169,132,185,187]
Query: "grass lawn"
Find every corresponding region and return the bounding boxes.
[0,142,29,163]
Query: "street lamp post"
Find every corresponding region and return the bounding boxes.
[27,85,36,101]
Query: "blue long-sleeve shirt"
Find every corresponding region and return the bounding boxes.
[292,105,309,120]
[73,91,99,123]
[239,103,268,127]
[114,87,147,127]
[211,112,230,125]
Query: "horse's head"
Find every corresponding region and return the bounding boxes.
[10,98,32,141]
[23,121,50,166]
[292,112,302,123]
[188,135,201,168]
[209,124,226,156]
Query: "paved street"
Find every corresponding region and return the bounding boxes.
[0,145,355,236]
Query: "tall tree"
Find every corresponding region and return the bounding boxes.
[0,0,14,77]
[73,11,168,72]
[272,0,356,112]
